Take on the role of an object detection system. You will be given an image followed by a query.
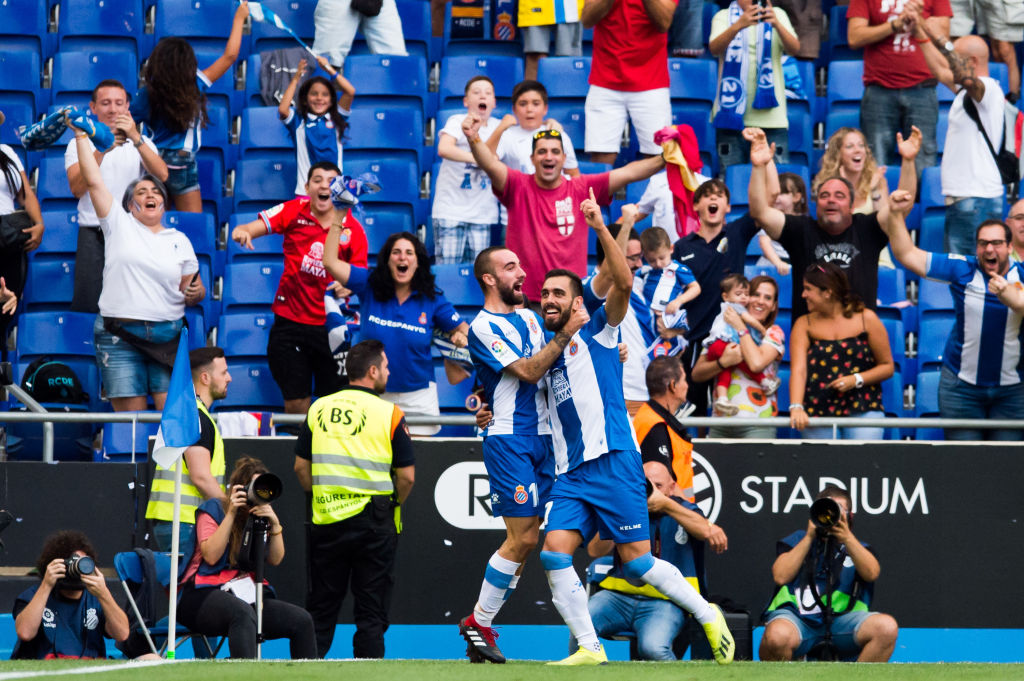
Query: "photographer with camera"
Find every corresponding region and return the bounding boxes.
[176,456,316,659]
[12,530,129,659]
[759,485,898,662]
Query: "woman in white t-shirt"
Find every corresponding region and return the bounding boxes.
[68,118,206,411]
[0,127,44,349]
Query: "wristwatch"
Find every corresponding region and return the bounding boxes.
[854,373,865,389]
[943,40,955,53]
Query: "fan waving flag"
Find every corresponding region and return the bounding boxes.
[152,328,200,469]
[248,1,317,56]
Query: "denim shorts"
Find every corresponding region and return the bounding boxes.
[93,315,182,398]
[159,148,200,195]
[765,608,873,659]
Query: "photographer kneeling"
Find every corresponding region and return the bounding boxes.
[177,456,316,659]
[13,531,129,658]
[759,485,898,662]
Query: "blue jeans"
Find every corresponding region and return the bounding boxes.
[765,608,873,659]
[944,195,1004,255]
[589,589,685,660]
[716,127,790,175]
[860,84,938,171]
[802,410,885,441]
[93,316,182,398]
[668,0,704,55]
[938,366,1024,440]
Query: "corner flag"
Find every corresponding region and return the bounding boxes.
[152,328,200,469]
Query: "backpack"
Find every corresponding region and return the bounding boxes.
[1003,100,1024,199]
[20,358,88,404]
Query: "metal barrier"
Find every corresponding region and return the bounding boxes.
[1,410,1023,464]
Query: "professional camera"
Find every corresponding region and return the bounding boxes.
[244,473,282,506]
[65,554,95,579]
[810,497,842,537]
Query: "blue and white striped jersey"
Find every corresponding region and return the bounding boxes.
[927,253,1024,386]
[468,308,552,436]
[546,305,640,475]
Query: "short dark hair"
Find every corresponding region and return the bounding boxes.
[694,178,730,204]
[543,268,583,299]
[36,530,96,579]
[531,128,564,152]
[512,79,548,105]
[190,346,225,376]
[307,161,341,182]
[474,246,506,290]
[645,356,684,397]
[464,75,494,94]
[976,219,1012,243]
[346,339,386,380]
[91,79,128,102]
[121,174,169,213]
[719,273,749,295]
[596,222,641,265]
[818,175,856,206]
[640,227,672,254]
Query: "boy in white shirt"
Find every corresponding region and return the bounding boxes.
[432,76,502,264]
[488,80,580,176]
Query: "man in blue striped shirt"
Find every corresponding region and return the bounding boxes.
[886,190,1024,440]
[459,246,588,663]
[534,192,734,666]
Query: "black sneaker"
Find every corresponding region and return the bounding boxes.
[459,614,506,663]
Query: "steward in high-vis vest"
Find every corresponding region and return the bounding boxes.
[293,339,415,660]
[145,347,231,553]
[759,485,899,663]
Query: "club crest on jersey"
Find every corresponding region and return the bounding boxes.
[419,312,428,325]
[513,485,528,504]
[528,317,539,333]
[339,228,351,245]
[568,340,579,356]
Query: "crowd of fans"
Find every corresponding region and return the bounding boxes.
[3,0,1024,442]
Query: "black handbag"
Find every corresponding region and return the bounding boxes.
[0,211,32,250]
[963,95,1020,186]
[350,0,383,17]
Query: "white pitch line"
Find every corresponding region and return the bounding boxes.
[0,659,185,680]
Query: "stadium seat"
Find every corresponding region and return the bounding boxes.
[544,103,587,151]
[919,166,945,213]
[51,49,139,108]
[189,45,244,120]
[221,261,284,314]
[196,102,235,174]
[99,419,160,461]
[165,211,222,279]
[786,107,814,166]
[876,266,907,306]
[238,106,294,163]
[826,5,858,62]
[990,62,1010,94]
[57,0,147,57]
[826,61,865,109]
[432,264,484,308]
[343,151,421,214]
[153,0,247,58]
[918,278,954,314]
[346,106,426,169]
[824,108,860,141]
[726,163,810,207]
[913,369,944,440]
[919,213,945,253]
[219,311,274,358]
[360,205,418,257]
[917,312,953,369]
[0,104,37,156]
[882,318,906,370]
[438,56,523,111]
[670,103,714,168]
[0,51,45,115]
[22,256,74,310]
[36,156,77,212]
[0,2,50,57]
[214,361,283,411]
[249,0,315,55]
[16,311,96,360]
[226,213,284,263]
[537,57,592,101]
[882,370,904,415]
[343,55,430,116]
[233,158,297,214]
[668,58,717,106]
[185,307,207,350]
[36,210,80,255]
[392,0,435,62]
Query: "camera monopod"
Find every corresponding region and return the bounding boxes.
[240,473,282,660]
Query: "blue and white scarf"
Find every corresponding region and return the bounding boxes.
[713,2,779,131]
[324,288,360,356]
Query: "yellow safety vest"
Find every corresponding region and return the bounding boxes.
[145,400,225,524]
[518,0,583,27]
[309,388,400,526]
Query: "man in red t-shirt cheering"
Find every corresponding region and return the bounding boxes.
[847,0,951,170]
[231,161,368,415]
[462,112,664,302]
[582,0,677,165]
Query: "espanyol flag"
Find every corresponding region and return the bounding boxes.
[248,2,317,56]
[152,328,200,469]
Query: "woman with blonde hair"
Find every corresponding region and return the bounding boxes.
[813,127,888,215]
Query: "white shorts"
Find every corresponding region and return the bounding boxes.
[584,85,671,155]
[522,22,583,55]
[382,383,441,436]
[950,0,1024,41]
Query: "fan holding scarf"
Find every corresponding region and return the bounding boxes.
[709,0,800,172]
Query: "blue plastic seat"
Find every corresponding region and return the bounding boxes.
[197,102,235,173]
[917,312,954,369]
[787,107,814,166]
[824,108,860,141]
[16,311,96,359]
[343,55,430,116]
[189,46,243,122]
[343,151,421,209]
[346,105,425,169]
[438,56,523,111]
[918,278,953,314]
[219,311,275,358]
[360,205,418,256]
[393,0,436,62]
[238,106,294,163]
[432,264,484,307]
[0,3,50,57]
[882,371,904,416]
[196,156,228,223]
[726,163,810,207]
[918,213,945,253]
[221,261,284,314]
[100,420,160,461]
[537,57,592,100]
[165,211,222,279]
[249,0,315,55]
[36,156,77,212]
[12,357,101,413]
[0,104,37,155]
[58,0,147,57]
[668,58,717,105]
[36,211,80,255]
[227,213,284,263]
[22,257,74,310]
[214,361,283,411]
[913,369,944,440]
[51,49,139,108]
[544,103,587,150]
[153,0,247,58]
[876,266,907,306]
[0,51,45,115]
[826,5,858,62]
[670,102,714,166]
[826,61,865,108]
[233,158,297,213]
[882,317,906,370]
[185,307,207,350]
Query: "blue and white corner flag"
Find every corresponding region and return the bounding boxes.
[247,2,318,57]
[152,328,200,469]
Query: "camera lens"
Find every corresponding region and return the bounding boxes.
[809,498,841,530]
[65,555,95,579]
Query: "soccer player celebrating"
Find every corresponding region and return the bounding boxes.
[458,246,588,662]
[535,190,736,666]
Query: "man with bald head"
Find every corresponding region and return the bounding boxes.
[914,21,1008,255]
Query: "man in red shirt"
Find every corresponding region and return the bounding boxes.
[847,0,951,170]
[231,161,368,415]
[462,113,664,302]
[581,0,677,165]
